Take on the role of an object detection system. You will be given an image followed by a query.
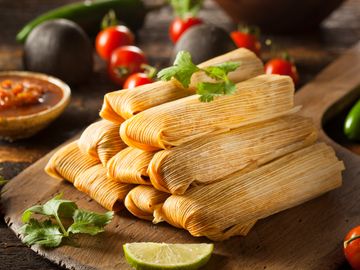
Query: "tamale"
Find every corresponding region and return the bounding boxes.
[100,48,263,122]
[148,115,318,194]
[153,143,344,241]
[45,141,98,183]
[124,185,170,220]
[107,147,155,185]
[78,120,127,166]
[74,164,134,211]
[120,75,297,151]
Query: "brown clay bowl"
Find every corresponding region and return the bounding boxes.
[214,0,345,33]
[0,71,71,141]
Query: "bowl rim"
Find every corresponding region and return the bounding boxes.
[0,70,71,120]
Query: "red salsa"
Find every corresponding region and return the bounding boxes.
[0,75,63,117]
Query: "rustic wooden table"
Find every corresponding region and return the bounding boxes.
[0,0,360,269]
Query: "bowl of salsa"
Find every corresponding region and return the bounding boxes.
[0,71,71,141]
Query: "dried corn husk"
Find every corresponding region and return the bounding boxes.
[148,115,318,194]
[45,141,98,183]
[78,120,127,166]
[107,147,155,185]
[100,48,263,122]
[74,164,134,211]
[153,143,344,241]
[120,75,296,151]
[124,185,170,220]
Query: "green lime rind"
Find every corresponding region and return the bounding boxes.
[123,242,214,270]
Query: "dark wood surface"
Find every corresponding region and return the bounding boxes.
[1,0,360,269]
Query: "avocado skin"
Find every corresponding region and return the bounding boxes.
[171,24,237,65]
[24,19,93,85]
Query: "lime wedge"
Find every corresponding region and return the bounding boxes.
[123,242,214,270]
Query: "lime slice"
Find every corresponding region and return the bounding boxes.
[123,242,214,270]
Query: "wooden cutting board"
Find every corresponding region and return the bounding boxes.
[2,42,360,270]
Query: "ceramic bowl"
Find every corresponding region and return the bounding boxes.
[0,71,71,141]
[215,0,345,33]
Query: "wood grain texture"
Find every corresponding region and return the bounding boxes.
[2,41,360,270]
[1,0,360,269]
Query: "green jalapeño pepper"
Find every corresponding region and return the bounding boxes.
[344,99,360,140]
[16,0,146,43]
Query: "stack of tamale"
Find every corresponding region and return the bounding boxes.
[45,48,344,241]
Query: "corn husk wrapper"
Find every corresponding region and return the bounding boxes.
[78,120,127,166]
[107,147,155,185]
[153,143,344,240]
[148,115,318,194]
[120,75,296,151]
[100,48,263,122]
[74,164,134,211]
[45,141,98,183]
[124,185,170,220]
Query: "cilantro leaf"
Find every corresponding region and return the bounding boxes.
[203,62,240,81]
[68,209,114,236]
[157,51,200,88]
[197,80,237,102]
[20,194,114,249]
[158,51,240,102]
[203,66,227,81]
[20,219,63,248]
[0,175,7,186]
[215,62,240,73]
[22,193,77,223]
[197,82,226,102]
[0,175,7,198]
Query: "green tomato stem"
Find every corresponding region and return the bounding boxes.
[344,235,360,248]
[141,64,157,79]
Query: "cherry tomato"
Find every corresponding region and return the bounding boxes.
[230,31,261,56]
[264,58,299,85]
[95,25,134,61]
[124,73,154,89]
[169,17,203,43]
[108,46,147,86]
[344,226,360,270]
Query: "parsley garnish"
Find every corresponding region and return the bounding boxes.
[157,51,239,102]
[20,194,113,248]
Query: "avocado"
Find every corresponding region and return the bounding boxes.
[24,19,93,85]
[171,24,237,65]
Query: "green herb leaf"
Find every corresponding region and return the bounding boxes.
[197,82,226,102]
[22,194,77,223]
[20,194,114,248]
[223,81,237,96]
[158,51,239,102]
[157,51,200,88]
[0,175,7,198]
[68,209,114,236]
[20,219,63,248]
[197,81,237,102]
[0,175,7,186]
[215,62,240,74]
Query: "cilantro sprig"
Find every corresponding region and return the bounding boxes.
[158,51,239,102]
[20,194,113,248]
[0,175,7,186]
[0,175,7,199]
